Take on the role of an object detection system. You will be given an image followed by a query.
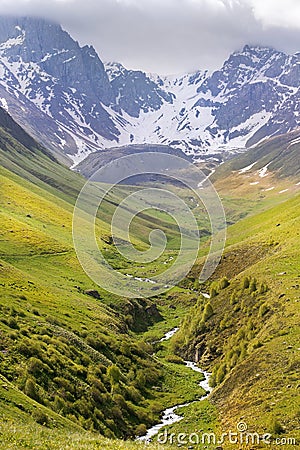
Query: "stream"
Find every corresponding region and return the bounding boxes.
[137,328,212,443]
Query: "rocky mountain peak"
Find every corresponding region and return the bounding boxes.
[0,16,300,166]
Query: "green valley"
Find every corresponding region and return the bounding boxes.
[1,105,300,450]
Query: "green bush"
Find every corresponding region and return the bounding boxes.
[209,287,218,298]
[24,378,40,402]
[202,303,214,322]
[270,418,284,435]
[219,277,230,290]
[32,410,49,426]
[8,317,19,329]
[249,280,257,292]
[259,303,270,317]
[241,276,250,289]
[165,354,185,364]
[216,363,227,384]
[135,423,147,437]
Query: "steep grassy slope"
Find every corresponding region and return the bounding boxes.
[171,192,300,447]
[0,163,215,449]
[2,106,300,449]
[214,129,300,180]
[207,130,300,225]
[0,110,212,448]
[0,163,165,437]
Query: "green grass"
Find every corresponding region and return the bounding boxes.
[1,109,300,449]
[172,191,300,446]
[0,121,219,448]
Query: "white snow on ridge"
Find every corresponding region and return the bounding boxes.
[0,32,25,50]
[239,161,258,173]
[0,98,8,111]
[228,111,272,150]
[258,164,270,178]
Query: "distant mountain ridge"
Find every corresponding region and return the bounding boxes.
[0,16,300,165]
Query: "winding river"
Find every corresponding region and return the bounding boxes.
[137,328,212,443]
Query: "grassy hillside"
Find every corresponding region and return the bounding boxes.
[171,191,300,448]
[0,162,214,448]
[203,130,300,228]
[0,110,212,448]
[1,107,300,449]
[213,129,300,180]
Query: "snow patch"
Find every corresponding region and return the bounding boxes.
[0,31,25,50]
[0,98,8,111]
[258,164,270,178]
[239,161,257,173]
[279,189,289,194]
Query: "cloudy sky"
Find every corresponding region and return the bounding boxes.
[0,0,300,74]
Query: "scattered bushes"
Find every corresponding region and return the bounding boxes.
[219,277,230,290]
[24,378,40,402]
[32,410,49,426]
[165,354,185,364]
[202,303,214,322]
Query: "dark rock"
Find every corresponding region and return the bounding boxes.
[84,289,101,299]
[145,303,161,320]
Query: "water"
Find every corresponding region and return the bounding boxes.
[160,327,179,342]
[137,359,211,443]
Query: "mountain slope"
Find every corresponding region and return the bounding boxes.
[1,16,300,164]
[170,190,300,447]
[1,109,214,447]
[208,129,300,224]
[0,106,84,201]
[213,128,300,180]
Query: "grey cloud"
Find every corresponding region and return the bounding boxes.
[0,0,300,74]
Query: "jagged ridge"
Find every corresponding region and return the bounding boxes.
[0,16,300,165]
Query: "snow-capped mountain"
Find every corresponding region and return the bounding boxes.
[0,16,300,166]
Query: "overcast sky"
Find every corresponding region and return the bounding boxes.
[1,0,300,74]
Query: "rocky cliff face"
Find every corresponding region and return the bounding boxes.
[0,16,299,165]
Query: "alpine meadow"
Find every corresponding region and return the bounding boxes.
[0,10,300,450]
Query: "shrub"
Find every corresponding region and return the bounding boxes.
[135,423,147,437]
[53,395,66,413]
[8,318,19,329]
[165,354,185,364]
[230,291,238,305]
[107,365,121,384]
[259,303,269,317]
[202,303,214,322]
[125,385,142,404]
[24,378,40,402]
[219,277,230,290]
[216,363,227,384]
[259,283,268,294]
[27,357,46,376]
[32,410,49,426]
[241,276,250,289]
[16,338,41,358]
[270,418,284,435]
[209,287,218,298]
[249,280,257,292]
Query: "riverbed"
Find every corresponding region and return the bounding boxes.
[137,328,212,443]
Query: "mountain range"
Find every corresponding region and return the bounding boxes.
[0,16,300,167]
